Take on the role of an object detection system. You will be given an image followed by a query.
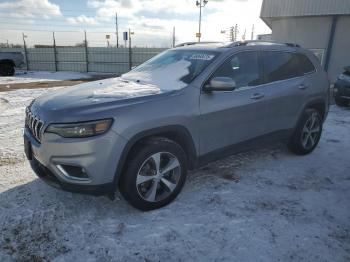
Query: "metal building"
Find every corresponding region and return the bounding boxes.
[260,0,350,82]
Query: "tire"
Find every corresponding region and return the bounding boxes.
[119,137,187,211]
[288,109,323,155]
[335,96,349,107]
[0,63,15,76]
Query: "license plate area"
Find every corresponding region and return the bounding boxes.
[24,136,33,160]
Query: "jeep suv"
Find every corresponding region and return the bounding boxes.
[24,41,330,210]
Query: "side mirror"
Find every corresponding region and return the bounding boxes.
[203,77,236,92]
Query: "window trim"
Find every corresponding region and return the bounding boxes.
[260,50,317,85]
[201,50,264,93]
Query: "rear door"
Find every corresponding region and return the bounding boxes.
[261,51,316,133]
[199,51,269,156]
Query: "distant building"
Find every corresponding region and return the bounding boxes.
[260,0,350,82]
[257,34,272,41]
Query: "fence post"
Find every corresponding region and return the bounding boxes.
[22,33,29,71]
[84,30,89,72]
[52,32,57,72]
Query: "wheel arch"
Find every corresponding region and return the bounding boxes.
[291,98,327,136]
[113,125,198,187]
[304,99,327,120]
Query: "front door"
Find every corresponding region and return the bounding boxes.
[199,51,268,156]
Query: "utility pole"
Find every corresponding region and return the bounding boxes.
[115,12,119,48]
[22,33,28,71]
[196,0,208,42]
[172,26,176,47]
[229,26,234,42]
[234,24,238,41]
[128,28,132,70]
[84,30,89,72]
[106,34,110,47]
[251,24,255,40]
[242,28,246,41]
[52,31,57,71]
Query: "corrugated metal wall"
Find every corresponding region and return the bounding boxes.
[261,0,350,18]
[0,47,167,74]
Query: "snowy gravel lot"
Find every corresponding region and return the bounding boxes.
[0,87,349,262]
[0,71,92,85]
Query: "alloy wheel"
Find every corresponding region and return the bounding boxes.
[301,112,321,150]
[136,152,181,202]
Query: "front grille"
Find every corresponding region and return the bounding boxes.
[25,107,45,142]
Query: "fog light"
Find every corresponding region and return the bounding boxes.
[56,164,89,180]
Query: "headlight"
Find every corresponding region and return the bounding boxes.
[46,119,113,138]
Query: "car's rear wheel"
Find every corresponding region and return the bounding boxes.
[335,96,349,107]
[0,63,15,76]
[119,138,187,211]
[288,108,323,155]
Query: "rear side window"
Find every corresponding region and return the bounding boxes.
[262,51,315,83]
[296,53,315,75]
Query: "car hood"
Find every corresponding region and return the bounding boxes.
[30,77,179,121]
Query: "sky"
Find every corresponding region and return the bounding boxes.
[0,0,271,47]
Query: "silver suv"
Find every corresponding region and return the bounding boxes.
[24,41,330,210]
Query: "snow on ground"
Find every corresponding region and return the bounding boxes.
[0,87,349,261]
[0,71,93,85]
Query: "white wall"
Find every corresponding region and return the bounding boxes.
[328,16,350,82]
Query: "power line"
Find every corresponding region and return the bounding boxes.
[0,21,108,28]
[0,8,100,14]
[0,28,80,32]
[116,12,119,48]
[0,15,103,22]
[0,21,172,33]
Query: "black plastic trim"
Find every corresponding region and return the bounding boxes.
[198,129,293,166]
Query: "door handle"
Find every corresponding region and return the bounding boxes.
[298,84,309,90]
[250,93,265,100]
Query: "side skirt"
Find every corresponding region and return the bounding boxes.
[197,129,293,168]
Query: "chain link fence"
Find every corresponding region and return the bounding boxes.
[0,30,172,74]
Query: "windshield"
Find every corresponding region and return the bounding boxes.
[122,49,219,91]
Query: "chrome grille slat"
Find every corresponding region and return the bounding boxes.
[34,120,39,138]
[37,122,43,140]
[32,118,37,136]
[25,107,44,143]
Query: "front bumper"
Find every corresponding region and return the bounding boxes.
[29,157,114,195]
[24,127,128,195]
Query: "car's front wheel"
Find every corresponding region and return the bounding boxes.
[0,63,15,76]
[288,108,323,155]
[119,137,187,211]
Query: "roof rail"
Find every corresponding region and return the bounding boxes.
[175,41,223,47]
[285,42,301,47]
[225,40,300,48]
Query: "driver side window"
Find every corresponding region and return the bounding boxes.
[212,51,261,89]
